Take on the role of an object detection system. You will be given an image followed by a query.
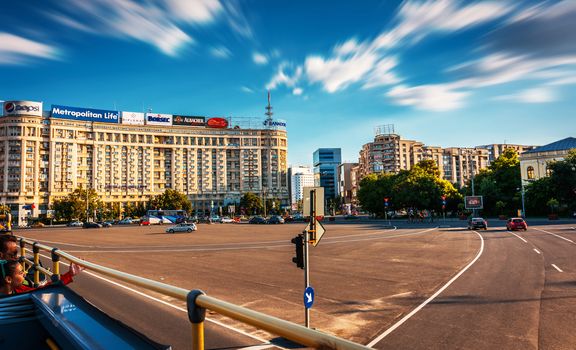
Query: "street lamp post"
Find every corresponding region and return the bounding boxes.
[521,182,526,218]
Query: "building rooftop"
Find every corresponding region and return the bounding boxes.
[523,137,576,154]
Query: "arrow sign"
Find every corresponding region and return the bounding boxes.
[305,220,326,247]
[304,286,315,309]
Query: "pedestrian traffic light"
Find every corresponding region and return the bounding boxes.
[291,234,304,269]
[384,197,389,207]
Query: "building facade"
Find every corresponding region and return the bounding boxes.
[477,143,537,165]
[0,100,288,225]
[288,165,315,207]
[519,137,576,185]
[313,148,341,200]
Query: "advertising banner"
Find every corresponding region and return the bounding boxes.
[263,118,287,130]
[51,105,119,123]
[173,115,205,127]
[465,196,483,209]
[3,101,43,117]
[145,113,172,126]
[206,117,228,128]
[121,111,145,125]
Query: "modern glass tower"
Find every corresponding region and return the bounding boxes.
[312,148,341,200]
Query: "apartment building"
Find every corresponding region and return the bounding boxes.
[288,165,315,207]
[477,143,537,164]
[0,101,288,225]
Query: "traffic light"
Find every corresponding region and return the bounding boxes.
[384,197,389,207]
[291,234,304,269]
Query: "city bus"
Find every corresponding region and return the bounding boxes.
[145,209,187,224]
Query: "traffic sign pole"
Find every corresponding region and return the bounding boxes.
[304,189,314,328]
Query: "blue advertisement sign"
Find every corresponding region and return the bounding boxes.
[51,105,119,123]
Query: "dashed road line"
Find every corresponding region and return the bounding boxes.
[533,248,541,254]
[366,230,485,347]
[509,231,528,243]
[552,264,563,272]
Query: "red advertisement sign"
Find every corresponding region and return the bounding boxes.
[206,117,228,128]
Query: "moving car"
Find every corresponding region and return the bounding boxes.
[67,221,83,227]
[267,215,285,224]
[165,223,197,233]
[221,216,239,224]
[83,222,102,229]
[468,217,488,230]
[248,216,267,224]
[506,218,527,231]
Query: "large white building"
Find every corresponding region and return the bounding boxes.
[1,100,288,225]
[520,137,576,185]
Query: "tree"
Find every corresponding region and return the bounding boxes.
[149,189,191,213]
[52,187,103,221]
[547,198,559,214]
[240,192,263,215]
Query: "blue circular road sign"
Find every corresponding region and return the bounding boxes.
[304,286,315,309]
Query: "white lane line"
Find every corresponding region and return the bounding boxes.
[367,230,485,347]
[39,254,283,349]
[509,232,528,243]
[533,248,541,255]
[552,264,563,272]
[534,228,576,245]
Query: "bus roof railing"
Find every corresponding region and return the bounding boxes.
[17,236,371,350]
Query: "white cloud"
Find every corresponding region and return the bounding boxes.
[266,63,302,90]
[0,32,59,64]
[495,87,557,103]
[253,52,268,65]
[53,0,224,56]
[292,88,303,95]
[241,86,254,93]
[386,84,469,111]
[210,46,231,59]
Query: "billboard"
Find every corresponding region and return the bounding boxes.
[465,196,483,209]
[145,113,172,126]
[263,118,287,130]
[3,100,43,116]
[51,105,119,123]
[172,115,205,127]
[121,111,145,125]
[206,117,228,128]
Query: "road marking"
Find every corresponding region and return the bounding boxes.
[39,254,283,349]
[366,230,484,347]
[534,228,576,245]
[533,249,541,255]
[552,264,563,272]
[509,232,527,243]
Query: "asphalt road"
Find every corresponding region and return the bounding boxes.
[15,221,576,349]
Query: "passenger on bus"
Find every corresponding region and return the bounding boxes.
[0,260,84,296]
[0,235,18,260]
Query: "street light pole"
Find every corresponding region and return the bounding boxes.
[521,181,526,218]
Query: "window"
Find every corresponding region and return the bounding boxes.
[527,166,534,179]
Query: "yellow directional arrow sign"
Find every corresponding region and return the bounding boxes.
[306,220,326,247]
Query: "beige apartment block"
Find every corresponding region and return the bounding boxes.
[0,114,288,219]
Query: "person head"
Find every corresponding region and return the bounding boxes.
[0,235,18,260]
[0,260,25,294]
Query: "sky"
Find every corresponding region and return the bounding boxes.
[1,0,575,166]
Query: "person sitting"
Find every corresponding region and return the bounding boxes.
[0,235,18,261]
[0,259,83,296]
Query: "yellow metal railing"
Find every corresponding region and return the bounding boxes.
[17,237,371,350]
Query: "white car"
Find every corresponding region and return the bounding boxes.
[67,221,83,227]
[221,217,237,224]
[165,223,197,233]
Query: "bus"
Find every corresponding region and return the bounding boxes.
[145,209,187,224]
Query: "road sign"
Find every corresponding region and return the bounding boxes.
[465,196,483,209]
[303,187,324,217]
[306,220,326,247]
[304,286,315,309]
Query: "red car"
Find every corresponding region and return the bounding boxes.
[506,218,527,231]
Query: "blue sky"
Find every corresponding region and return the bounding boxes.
[1,0,575,165]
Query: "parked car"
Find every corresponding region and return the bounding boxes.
[67,221,83,227]
[139,219,151,226]
[267,215,285,224]
[221,216,239,224]
[293,213,305,222]
[209,215,222,224]
[468,217,488,230]
[248,216,267,224]
[97,221,112,228]
[165,223,197,233]
[506,218,527,231]
[118,218,135,225]
[83,222,102,229]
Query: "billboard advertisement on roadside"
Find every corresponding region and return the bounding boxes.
[465,196,483,209]
[172,115,205,127]
[206,117,228,128]
[145,113,172,126]
[121,111,145,125]
[51,105,119,123]
[3,100,43,117]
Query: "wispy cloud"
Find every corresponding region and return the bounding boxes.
[222,0,254,40]
[241,86,254,93]
[51,0,224,57]
[253,52,268,65]
[292,88,303,95]
[495,87,557,104]
[387,84,469,111]
[266,63,302,90]
[0,32,59,64]
[210,45,231,59]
